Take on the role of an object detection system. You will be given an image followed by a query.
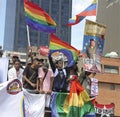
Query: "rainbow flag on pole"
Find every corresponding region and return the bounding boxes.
[24,0,56,33]
[49,34,80,67]
[67,0,98,26]
[50,80,95,117]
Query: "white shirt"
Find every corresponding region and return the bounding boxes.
[8,67,24,82]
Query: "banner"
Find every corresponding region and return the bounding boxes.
[83,55,101,73]
[0,79,46,117]
[95,102,115,117]
[40,46,49,56]
[0,57,9,83]
[82,19,106,56]
[91,78,98,97]
[0,79,24,117]
[23,89,45,117]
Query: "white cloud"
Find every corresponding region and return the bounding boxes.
[72,0,93,16]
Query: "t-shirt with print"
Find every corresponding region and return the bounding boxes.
[23,65,38,90]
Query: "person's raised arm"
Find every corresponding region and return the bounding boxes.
[48,54,56,73]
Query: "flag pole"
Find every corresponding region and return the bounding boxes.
[95,0,98,22]
[26,25,32,65]
[26,25,31,47]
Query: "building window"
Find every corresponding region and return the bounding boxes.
[104,65,119,74]
[110,83,115,90]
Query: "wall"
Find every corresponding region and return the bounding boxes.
[96,57,120,116]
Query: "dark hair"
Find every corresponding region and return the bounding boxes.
[13,59,21,64]
[55,59,63,64]
[68,62,78,75]
[39,59,44,63]
[33,58,40,62]
[85,71,91,76]
[90,39,94,42]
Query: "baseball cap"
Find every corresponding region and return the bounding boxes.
[12,54,19,58]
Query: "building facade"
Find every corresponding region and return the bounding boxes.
[13,0,72,52]
[97,0,120,56]
[3,0,16,51]
[96,1,120,116]
[96,57,120,116]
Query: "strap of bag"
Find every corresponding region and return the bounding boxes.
[43,70,48,81]
[24,71,36,88]
[81,77,86,85]
[37,70,48,90]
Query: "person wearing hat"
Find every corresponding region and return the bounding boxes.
[86,39,98,59]
[38,62,54,108]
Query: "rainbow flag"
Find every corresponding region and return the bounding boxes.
[49,34,80,67]
[50,80,95,117]
[24,0,56,33]
[67,0,98,26]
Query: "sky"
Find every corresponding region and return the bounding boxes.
[0,0,96,50]
[71,0,96,51]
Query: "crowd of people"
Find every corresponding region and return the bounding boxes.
[1,39,98,116]
[7,50,97,97]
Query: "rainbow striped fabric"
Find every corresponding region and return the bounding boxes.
[50,80,95,117]
[67,0,98,26]
[24,0,56,33]
[49,34,80,67]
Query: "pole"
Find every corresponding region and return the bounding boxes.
[26,25,31,47]
[26,25,32,65]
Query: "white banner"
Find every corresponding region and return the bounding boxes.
[91,78,98,96]
[83,55,102,73]
[0,79,24,117]
[23,90,45,117]
[0,79,46,117]
[0,57,9,83]
[95,102,115,117]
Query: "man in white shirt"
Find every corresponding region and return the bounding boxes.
[8,59,24,82]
